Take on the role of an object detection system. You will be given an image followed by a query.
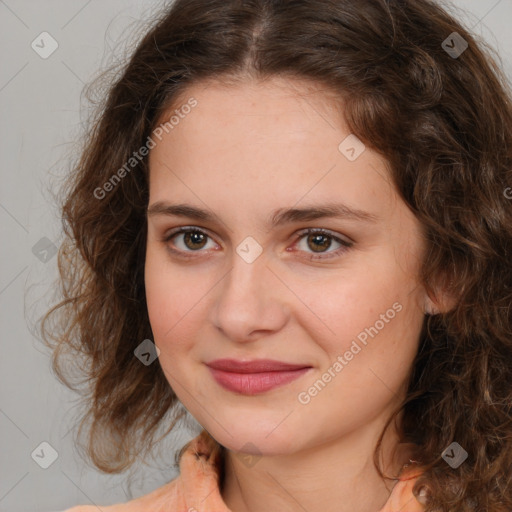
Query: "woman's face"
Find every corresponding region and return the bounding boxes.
[145,76,429,455]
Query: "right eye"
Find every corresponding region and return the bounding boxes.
[162,227,220,258]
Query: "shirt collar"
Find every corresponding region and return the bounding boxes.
[177,429,426,511]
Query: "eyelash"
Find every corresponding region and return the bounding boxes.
[162,226,354,261]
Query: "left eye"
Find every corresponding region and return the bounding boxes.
[292,229,353,260]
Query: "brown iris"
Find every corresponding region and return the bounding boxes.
[183,230,208,250]
[307,233,332,253]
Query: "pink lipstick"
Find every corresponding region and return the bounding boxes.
[205,359,312,395]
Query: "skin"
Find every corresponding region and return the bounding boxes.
[143,75,439,512]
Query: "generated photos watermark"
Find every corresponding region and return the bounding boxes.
[93,97,198,200]
[297,301,403,405]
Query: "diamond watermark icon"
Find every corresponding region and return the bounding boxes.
[441,441,468,468]
[32,237,58,263]
[338,134,365,162]
[31,32,59,59]
[235,442,262,468]
[31,441,58,469]
[442,32,468,59]
[236,236,263,263]
[134,339,160,366]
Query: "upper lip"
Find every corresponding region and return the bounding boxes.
[206,358,311,373]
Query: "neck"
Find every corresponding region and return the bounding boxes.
[220,418,413,512]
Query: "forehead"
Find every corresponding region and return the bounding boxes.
[147,76,398,223]
[157,76,346,149]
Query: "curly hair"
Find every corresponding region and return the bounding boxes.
[40,0,512,509]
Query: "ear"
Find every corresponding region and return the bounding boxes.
[423,276,458,315]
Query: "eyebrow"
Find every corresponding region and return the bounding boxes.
[147,201,379,226]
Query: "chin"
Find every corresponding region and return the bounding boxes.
[200,414,301,455]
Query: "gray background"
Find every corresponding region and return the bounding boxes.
[1,1,511,511]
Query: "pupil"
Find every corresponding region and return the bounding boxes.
[185,231,206,250]
[308,234,330,253]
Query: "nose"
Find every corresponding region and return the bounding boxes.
[211,248,289,344]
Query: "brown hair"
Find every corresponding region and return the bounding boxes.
[40,0,512,509]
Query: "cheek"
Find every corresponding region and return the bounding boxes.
[301,263,420,351]
[144,248,190,345]
[298,274,423,418]
[144,246,215,363]
[145,252,170,337]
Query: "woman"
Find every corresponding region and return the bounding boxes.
[41,0,512,510]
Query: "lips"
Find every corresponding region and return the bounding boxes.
[206,358,310,373]
[205,358,312,395]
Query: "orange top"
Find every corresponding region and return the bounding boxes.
[67,429,427,512]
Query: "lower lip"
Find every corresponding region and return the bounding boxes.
[207,367,311,395]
